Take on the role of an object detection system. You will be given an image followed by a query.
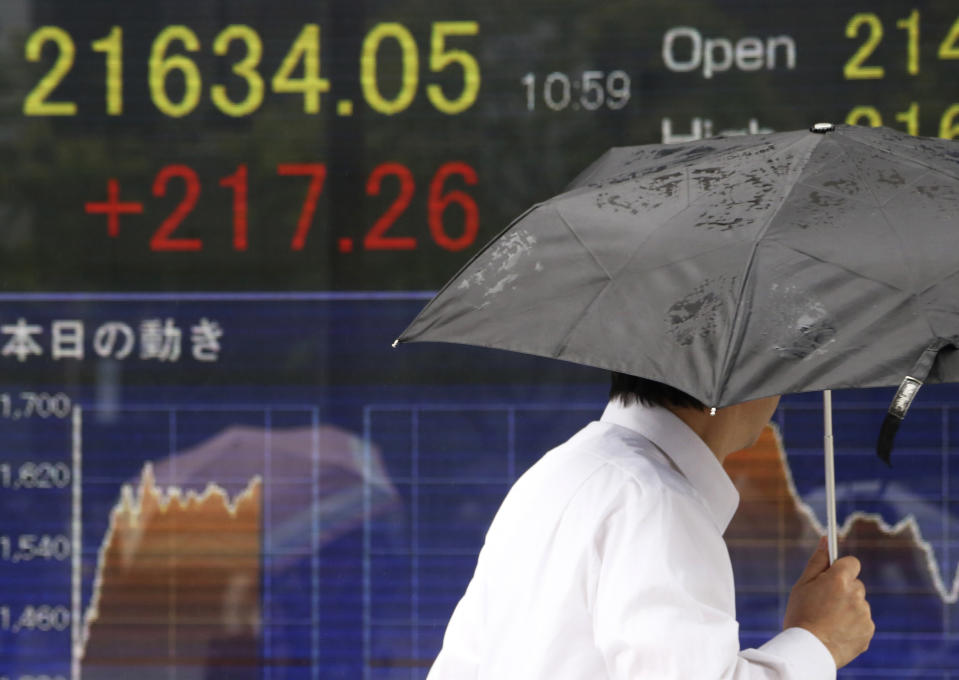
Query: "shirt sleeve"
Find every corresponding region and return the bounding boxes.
[590,480,837,680]
[742,628,836,679]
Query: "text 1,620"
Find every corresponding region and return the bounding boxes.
[84,162,479,254]
[23,22,480,118]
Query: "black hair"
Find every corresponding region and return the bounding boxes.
[609,372,706,411]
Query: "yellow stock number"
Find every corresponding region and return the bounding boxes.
[362,21,480,115]
[23,26,76,116]
[91,27,123,115]
[362,23,420,115]
[941,17,959,58]
[844,14,885,79]
[941,105,959,139]
[212,25,265,117]
[272,24,330,114]
[23,21,480,118]
[845,11,959,79]
[427,22,481,114]
[846,102,959,139]
[846,106,884,128]
[149,26,202,117]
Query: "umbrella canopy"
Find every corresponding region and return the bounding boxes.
[398,125,959,415]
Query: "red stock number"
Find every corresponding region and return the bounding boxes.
[86,161,479,253]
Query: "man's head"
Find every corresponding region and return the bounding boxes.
[610,372,780,462]
[609,372,706,411]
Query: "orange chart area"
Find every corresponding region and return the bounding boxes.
[725,425,958,612]
[81,464,262,679]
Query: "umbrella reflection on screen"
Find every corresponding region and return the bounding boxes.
[79,423,399,680]
[148,423,400,558]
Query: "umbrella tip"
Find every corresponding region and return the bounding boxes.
[392,338,399,348]
[810,122,836,133]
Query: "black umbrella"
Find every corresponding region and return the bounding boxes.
[397,124,959,560]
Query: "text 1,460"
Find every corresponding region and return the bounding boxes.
[23,21,479,117]
[0,606,70,634]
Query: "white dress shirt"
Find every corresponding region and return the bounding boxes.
[426,399,836,679]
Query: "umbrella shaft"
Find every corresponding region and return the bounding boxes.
[823,390,838,565]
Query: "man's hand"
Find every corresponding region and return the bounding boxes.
[783,537,875,669]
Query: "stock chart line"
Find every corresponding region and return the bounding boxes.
[47,403,342,680]
[363,402,959,675]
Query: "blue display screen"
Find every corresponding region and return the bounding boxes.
[0,296,956,678]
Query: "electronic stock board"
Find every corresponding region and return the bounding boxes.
[2,1,959,678]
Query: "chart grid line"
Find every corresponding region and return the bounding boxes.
[507,408,516,482]
[311,407,321,680]
[71,405,83,680]
[411,408,421,680]
[168,409,177,680]
[263,409,273,680]
[945,405,951,635]
[775,406,788,623]
[362,407,373,680]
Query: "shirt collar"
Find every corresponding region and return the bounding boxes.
[600,399,741,534]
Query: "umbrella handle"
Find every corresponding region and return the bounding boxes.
[823,390,838,565]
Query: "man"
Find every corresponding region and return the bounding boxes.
[426,374,875,679]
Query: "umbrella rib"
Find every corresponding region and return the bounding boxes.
[549,136,807,367]
[640,242,751,274]
[918,265,959,297]
[781,149,939,211]
[396,203,541,341]
[877,169,940,209]
[565,136,808,287]
[567,147,623,189]
[549,207,616,357]
[589,159,778,282]
[555,205,614,280]
[779,244,912,295]
[842,133,959,185]
[833,137,938,343]
[713,134,820,406]
[783,177,902,210]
